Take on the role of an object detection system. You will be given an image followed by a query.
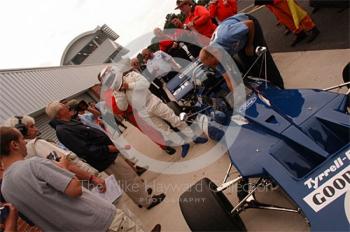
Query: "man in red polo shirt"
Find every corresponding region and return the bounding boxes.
[208,0,237,23]
[175,0,217,40]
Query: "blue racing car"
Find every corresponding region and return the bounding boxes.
[172,53,350,231]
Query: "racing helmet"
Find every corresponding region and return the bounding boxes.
[98,65,123,91]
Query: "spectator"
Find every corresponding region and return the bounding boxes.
[88,101,98,109]
[77,100,105,131]
[0,127,161,232]
[78,98,148,176]
[45,101,166,209]
[111,69,208,158]
[1,185,40,232]
[199,13,284,89]
[255,0,320,46]
[3,115,100,177]
[65,99,79,120]
[208,0,237,23]
[1,174,41,232]
[175,0,217,39]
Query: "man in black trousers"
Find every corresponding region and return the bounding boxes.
[199,13,285,90]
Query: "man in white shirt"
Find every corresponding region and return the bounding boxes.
[142,48,181,81]
[142,48,182,103]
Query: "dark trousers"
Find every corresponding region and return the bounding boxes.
[167,47,191,65]
[239,14,285,89]
[149,78,170,103]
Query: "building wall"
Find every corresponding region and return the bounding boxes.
[61,24,127,66]
[62,33,97,64]
[0,64,105,123]
[82,39,120,65]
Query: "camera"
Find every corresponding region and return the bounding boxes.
[0,206,9,223]
[47,151,61,162]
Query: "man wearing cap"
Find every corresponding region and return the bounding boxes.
[175,0,217,40]
[199,13,284,90]
[45,101,166,209]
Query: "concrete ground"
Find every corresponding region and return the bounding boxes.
[114,4,349,231]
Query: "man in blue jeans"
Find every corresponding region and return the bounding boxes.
[199,13,284,90]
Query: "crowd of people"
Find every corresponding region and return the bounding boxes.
[0,0,320,231]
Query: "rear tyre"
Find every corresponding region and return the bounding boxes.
[343,63,350,109]
[342,62,350,88]
[179,178,246,231]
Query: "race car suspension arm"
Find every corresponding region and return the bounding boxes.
[248,203,300,213]
[231,178,300,214]
[215,163,241,192]
[231,178,263,213]
[216,175,243,192]
[222,163,232,183]
[323,81,350,93]
[185,105,212,119]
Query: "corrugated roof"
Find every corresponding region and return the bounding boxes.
[0,64,106,123]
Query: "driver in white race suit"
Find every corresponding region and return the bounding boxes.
[101,66,208,157]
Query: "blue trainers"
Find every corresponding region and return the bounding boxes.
[193,136,208,144]
[181,144,190,158]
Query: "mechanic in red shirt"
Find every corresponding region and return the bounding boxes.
[175,0,217,39]
[208,0,237,23]
[154,27,191,62]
